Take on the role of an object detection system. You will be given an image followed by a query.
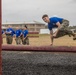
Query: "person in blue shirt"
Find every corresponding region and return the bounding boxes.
[42,14,76,45]
[2,30,5,44]
[19,29,24,43]
[15,27,22,45]
[22,25,29,45]
[5,25,15,44]
[2,30,4,34]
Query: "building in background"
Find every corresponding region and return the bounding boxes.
[2,21,46,32]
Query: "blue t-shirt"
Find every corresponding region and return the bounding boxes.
[6,28,15,36]
[48,17,63,30]
[22,30,28,38]
[15,29,22,37]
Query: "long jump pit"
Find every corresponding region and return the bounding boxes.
[2,45,76,75]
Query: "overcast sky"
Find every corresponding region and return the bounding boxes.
[2,0,76,26]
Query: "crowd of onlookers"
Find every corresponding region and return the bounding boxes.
[2,25,29,45]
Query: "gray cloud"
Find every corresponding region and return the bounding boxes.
[72,0,76,2]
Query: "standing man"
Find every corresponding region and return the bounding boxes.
[2,30,4,34]
[5,25,15,44]
[15,27,22,45]
[2,30,5,44]
[42,14,76,45]
[22,25,29,45]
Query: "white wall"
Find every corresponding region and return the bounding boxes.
[40,29,50,34]
[40,28,57,34]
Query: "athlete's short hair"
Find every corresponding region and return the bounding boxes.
[42,14,48,19]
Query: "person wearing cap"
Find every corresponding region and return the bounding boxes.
[42,14,76,46]
[22,25,29,45]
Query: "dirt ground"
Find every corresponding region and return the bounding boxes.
[2,35,76,46]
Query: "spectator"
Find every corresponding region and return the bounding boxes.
[15,27,22,45]
[5,25,15,44]
[22,25,29,45]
